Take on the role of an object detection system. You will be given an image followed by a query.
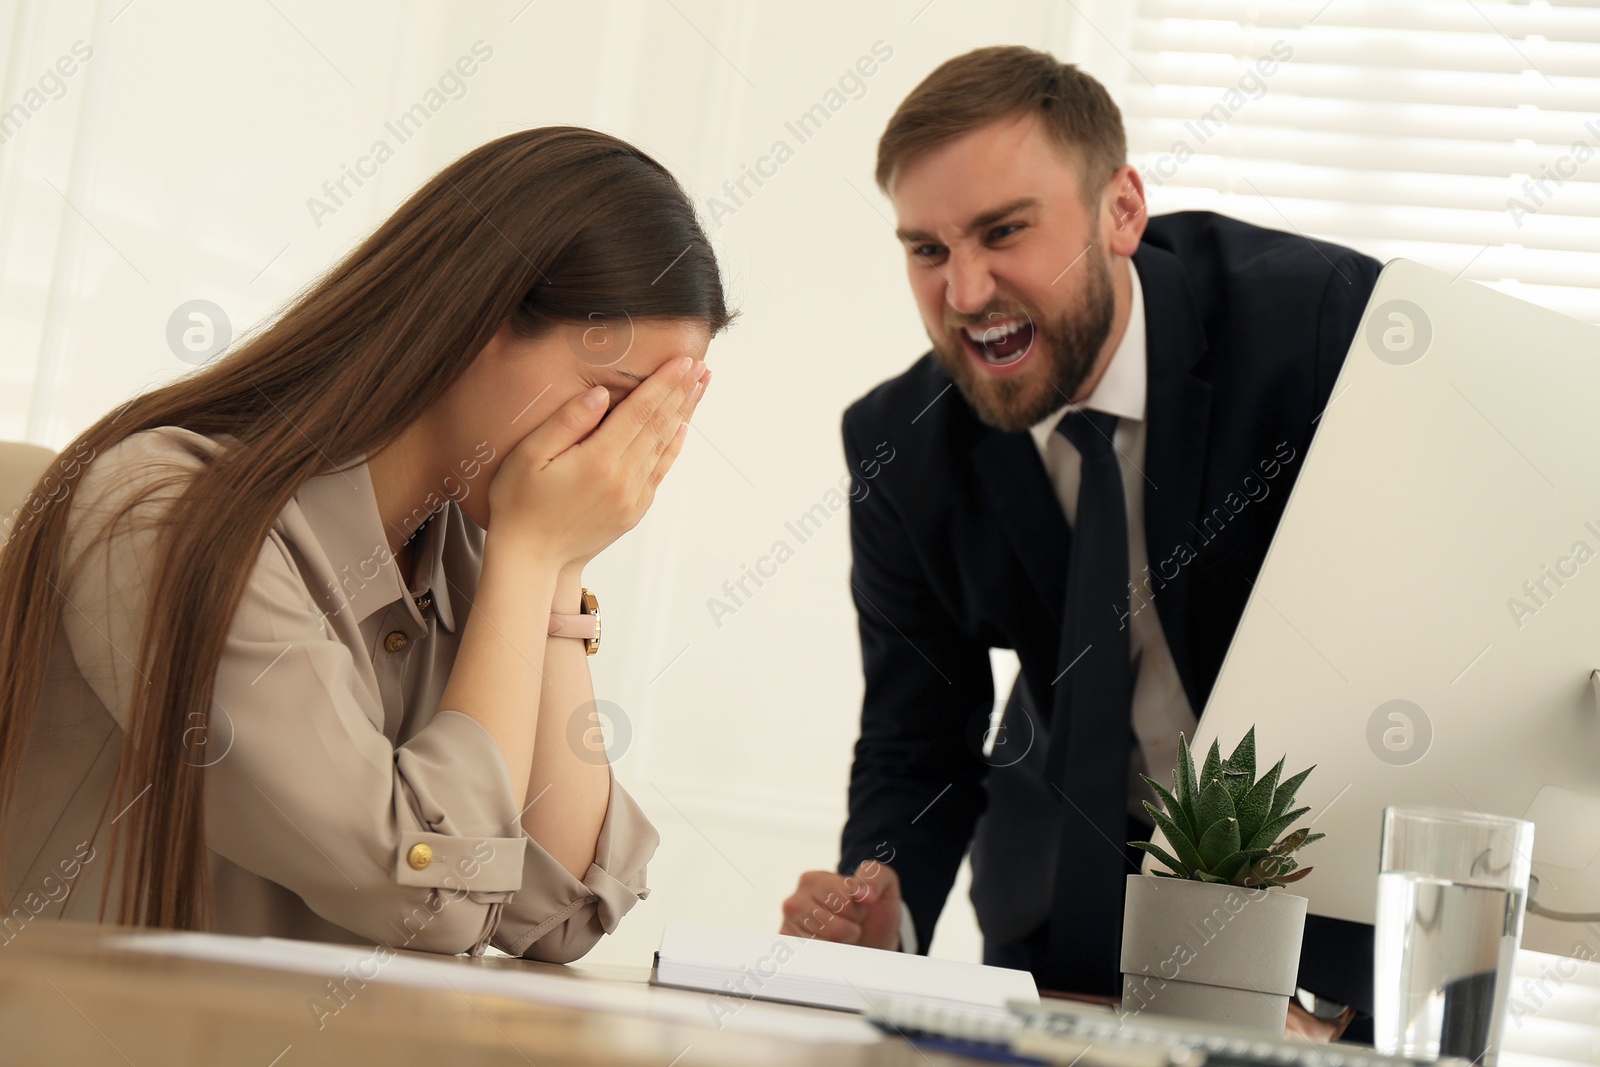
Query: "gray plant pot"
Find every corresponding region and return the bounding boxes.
[1120,874,1308,1033]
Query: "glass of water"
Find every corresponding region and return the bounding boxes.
[1374,806,1534,1065]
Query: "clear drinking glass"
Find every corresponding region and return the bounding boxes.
[1374,806,1534,1065]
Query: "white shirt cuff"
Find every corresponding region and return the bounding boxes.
[897,900,918,954]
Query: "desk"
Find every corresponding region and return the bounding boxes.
[0,921,988,1066]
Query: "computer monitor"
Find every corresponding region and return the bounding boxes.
[1184,258,1600,959]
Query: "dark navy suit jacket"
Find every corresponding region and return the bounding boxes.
[837,210,1382,1008]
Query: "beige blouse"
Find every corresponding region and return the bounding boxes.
[2,426,657,962]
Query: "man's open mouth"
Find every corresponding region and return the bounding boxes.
[959,316,1035,367]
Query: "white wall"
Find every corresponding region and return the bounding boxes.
[0,0,1133,965]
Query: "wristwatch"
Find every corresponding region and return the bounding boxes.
[548,587,601,656]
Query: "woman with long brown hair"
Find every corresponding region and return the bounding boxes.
[0,126,730,962]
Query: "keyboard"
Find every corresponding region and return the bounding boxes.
[1009,998,1474,1067]
[863,992,1475,1067]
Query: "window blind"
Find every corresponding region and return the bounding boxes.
[1121,0,1600,323]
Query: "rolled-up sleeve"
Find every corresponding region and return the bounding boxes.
[491,775,658,963]
[390,711,528,893]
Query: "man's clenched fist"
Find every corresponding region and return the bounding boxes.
[780,861,903,949]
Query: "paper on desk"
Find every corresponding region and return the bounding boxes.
[656,923,1040,1015]
[109,930,880,1045]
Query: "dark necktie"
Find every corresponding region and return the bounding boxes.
[1044,408,1135,993]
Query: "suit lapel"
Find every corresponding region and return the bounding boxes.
[1134,243,1213,708]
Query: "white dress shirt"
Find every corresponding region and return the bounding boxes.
[898,264,1196,955]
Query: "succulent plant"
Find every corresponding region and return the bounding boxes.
[1130,727,1323,888]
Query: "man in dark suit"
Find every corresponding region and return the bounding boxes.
[779,46,1381,1034]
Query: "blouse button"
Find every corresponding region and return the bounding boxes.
[407,843,433,870]
[384,631,408,653]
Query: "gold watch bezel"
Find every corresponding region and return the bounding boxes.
[579,587,600,656]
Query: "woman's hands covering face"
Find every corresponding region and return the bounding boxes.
[486,355,710,567]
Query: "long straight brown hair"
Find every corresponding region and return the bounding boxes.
[0,126,730,930]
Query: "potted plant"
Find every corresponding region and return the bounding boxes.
[1121,727,1324,1033]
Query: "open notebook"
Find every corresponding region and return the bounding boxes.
[651,923,1039,1021]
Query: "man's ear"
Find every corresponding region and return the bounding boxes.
[1102,164,1148,257]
